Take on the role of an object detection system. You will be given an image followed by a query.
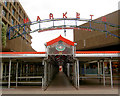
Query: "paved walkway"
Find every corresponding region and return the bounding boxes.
[47,72,76,91]
[2,72,119,94]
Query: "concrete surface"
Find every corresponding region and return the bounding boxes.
[1,72,119,94]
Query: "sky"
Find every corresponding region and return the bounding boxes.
[19,0,119,52]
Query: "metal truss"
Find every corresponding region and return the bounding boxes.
[7,18,120,40]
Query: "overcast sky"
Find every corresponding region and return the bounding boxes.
[19,0,119,52]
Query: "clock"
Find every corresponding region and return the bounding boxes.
[56,44,66,51]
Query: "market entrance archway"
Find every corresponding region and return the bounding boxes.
[42,35,79,90]
[1,35,119,90]
[8,17,120,40]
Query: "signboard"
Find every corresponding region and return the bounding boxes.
[48,41,73,55]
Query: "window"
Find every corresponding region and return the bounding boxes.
[24,14,25,19]
[13,1,15,5]
[8,14,11,21]
[19,8,21,13]
[18,16,20,22]
[12,9,15,15]
[9,4,11,10]
[2,9,6,17]
[4,0,7,7]
[11,18,14,25]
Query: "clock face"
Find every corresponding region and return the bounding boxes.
[56,44,66,51]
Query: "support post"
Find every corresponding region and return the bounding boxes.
[51,64,52,80]
[98,61,100,82]
[16,62,18,87]
[67,63,70,77]
[73,63,75,86]
[43,60,47,90]
[99,61,102,83]
[8,60,11,88]
[5,63,7,80]
[75,61,77,88]
[50,64,51,82]
[48,63,50,83]
[77,60,79,89]
[42,78,43,90]
[33,64,34,76]
[20,62,22,81]
[84,64,86,75]
[26,64,28,81]
[0,62,3,81]
[103,61,105,86]
[109,59,113,88]
[98,61,100,75]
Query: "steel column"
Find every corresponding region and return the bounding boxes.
[20,62,22,81]
[99,61,102,83]
[5,63,7,80]
[77,60,79,89]
[43,60,47,90]
[67,63,70,77]
[50,64,51,82]
[50,64,52,81]
[0,62,3,81]
[16,62,18,87]
[109,60,113,88]
[75,61,77,88]
[43,60,45,90]
[100,62,102,74]
[103,61,105,86]
[84,64,86,75]
[98,61,100,75]
[42,78,43,90]
[26,64,28,81]
[8,60,11,88]
[48,63,50,82]
[73,63,75,86]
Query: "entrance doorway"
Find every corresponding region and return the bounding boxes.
[42,35,79,90]
[59,66,63,72]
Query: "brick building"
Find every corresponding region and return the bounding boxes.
[74,10,120,51]
[0,0,35,52]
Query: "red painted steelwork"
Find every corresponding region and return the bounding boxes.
[0,51,120,54]
[0,52,46,54]
[46,35,75,46]
[76,51,120,54]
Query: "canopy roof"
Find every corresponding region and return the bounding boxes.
[46,35,75,46]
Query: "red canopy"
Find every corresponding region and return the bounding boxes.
[46,35,75,46]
